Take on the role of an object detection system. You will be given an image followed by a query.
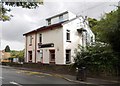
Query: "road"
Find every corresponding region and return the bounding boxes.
[1,66,79,85]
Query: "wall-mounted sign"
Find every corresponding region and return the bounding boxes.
[38,43,54,48]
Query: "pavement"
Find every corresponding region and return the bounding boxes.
[5,66,120,86]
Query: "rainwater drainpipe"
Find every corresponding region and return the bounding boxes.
[35,32,37,63]
[25,35,27,62]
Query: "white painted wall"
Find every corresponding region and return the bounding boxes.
[36,27,64,64]
[25,11,95,65]
[46,11,76,26]
[62,16,95,64]
[63,18,83,64]
[68,11,76,20]
[26,33,36,63]
[46,13,68,25]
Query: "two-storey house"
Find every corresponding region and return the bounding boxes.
[23,11,95,65]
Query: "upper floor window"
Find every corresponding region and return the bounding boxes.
[59,15,63,22]
[48,19,51,25]
[39,34,42,44]
[66,30,71,42]
[29,36,32,45]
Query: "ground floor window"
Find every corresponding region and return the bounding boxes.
[66,50,71,64]
[40,49,43,62]
[49,50,55,63]
[28,51,32,62]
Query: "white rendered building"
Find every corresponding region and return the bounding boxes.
[23,11,95,65]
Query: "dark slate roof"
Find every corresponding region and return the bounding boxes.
[23,20,68,36]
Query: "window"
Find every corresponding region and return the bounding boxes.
[40,50,43,60]
[66,30,70,42]
[66,50,71,64]
[29,36,32,45]
[59,15,63,22]
[48,19,51,25]
[39,34,42,44]
[49,50,55,62]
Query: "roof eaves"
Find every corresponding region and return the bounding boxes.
[23,21,68,36]
[23,30,36,36]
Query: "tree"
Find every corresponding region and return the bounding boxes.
[0,1,43,21]
[88,6,120,52]
[88,18,98,29]
[10,50,24,62]
[74,43,118,76]
[86,6,120,76]
[5,45,11,52]
[107,6,120,53]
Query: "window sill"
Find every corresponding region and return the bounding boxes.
[66,61,71,64]
[66,40,71,43]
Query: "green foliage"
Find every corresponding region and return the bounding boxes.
[4,2,43,9]
[0,4,13,21]
[0,1,43,21]
[5,45,11,52]
[74,43,118,76]
[10,50,24,62]
[90,7,120,52]
[88,18,98,28]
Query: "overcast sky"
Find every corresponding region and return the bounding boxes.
[1,0,119,50]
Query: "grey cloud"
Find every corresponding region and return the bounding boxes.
[2,1,118,50]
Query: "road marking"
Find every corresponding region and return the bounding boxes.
[10,81,22,86]
[36,75,45,78]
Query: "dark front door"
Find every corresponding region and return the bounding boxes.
[49,50,55,64]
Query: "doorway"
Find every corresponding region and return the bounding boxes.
[28,51,32,62]
[49,50,55,64]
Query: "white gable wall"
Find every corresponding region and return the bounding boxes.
[63,18,83,63]
[62,17,95,64]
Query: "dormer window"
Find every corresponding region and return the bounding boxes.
[59,15,63,22]
[48,19,51,25]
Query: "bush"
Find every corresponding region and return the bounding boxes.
[73,42,119,76]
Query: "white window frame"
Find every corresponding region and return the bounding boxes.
[66,30,71,42]
[59,15,63,22]
[48,19,51,25]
